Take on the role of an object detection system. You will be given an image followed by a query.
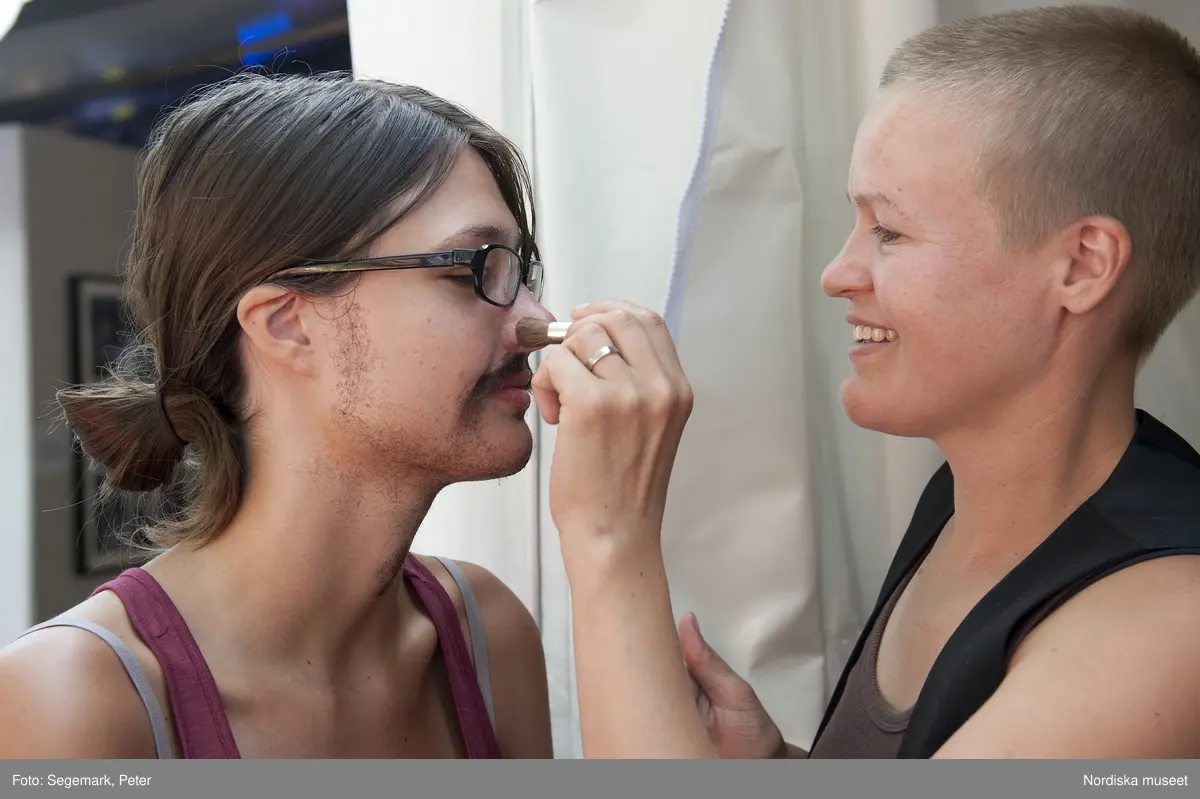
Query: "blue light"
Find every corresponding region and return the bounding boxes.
[238,11,292,43]
[237,11,293,64]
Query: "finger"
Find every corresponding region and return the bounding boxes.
[530,366,559,425]
[572,299,645,320]
[678,612,740,700]
[531,347,589,424]
[561,319,628,379]
[568,309,665,378]
[532,347,568,422]
[678,611,708,668]
[575,311,694,428]
[574,300,684,383]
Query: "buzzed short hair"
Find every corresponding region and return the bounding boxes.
[882,5,1200,357]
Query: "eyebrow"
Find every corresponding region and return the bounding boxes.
[847,191,909,219]
[433,223,521,251]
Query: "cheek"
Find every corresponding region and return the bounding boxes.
[878,251,1051,378]
[874,251,986,356]
[366,299,503,409]
[374,318,478,395]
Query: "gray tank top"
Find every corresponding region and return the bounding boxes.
[809,543,1129,758]
[808,566,915,758]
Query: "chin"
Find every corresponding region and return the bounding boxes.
[459,421,535,481]
[493,438,535,478]
[840,378,929,439]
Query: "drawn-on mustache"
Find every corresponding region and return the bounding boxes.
[469,355,531,400]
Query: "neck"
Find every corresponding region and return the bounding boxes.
[933,354,1138,564]
[159,448,443,669]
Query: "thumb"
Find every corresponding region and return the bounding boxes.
[678,612,741,698]
[530,349,564,425]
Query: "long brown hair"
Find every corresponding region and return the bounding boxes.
[56,72,537,549]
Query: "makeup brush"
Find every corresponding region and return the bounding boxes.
[516,318,571,349]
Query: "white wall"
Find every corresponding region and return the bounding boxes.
[0,125,137,642]
[23,127,138,620]
[0,126,33,646]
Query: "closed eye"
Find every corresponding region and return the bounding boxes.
[870,224,901,245]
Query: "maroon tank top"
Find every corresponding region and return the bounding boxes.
[90,555,501,758]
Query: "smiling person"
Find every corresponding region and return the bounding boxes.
[0,73,553,759]
[533,6,1200,759]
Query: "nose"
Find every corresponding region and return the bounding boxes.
[820,237,873,299]
[501,287,555,352]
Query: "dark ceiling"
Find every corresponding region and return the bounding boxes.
[0,0,351,148]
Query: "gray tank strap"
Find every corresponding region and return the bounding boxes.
[16,618,173,759]
[433,556,496,730]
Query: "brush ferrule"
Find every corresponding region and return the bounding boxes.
[545,321,572,342]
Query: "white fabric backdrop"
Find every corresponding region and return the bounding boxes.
[347,0,1200,757]
[527,0,731,755]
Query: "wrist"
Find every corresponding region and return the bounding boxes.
[562,540,673,624]
[559,525,665,584]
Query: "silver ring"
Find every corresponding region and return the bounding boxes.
[586,344,621,372]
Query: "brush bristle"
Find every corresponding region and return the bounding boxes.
[516,318,567,348]
[516,317,553,348]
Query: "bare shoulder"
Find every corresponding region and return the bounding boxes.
[415,556,553,758]
[936,554,1200,758]
[0,593,160,758]
[412,555,541,648]
[1018,553,1200,658]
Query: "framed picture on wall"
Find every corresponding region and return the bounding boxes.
[69,274,147,576]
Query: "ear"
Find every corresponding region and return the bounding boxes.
[1056,215,1132,316]
[236,285,316,376]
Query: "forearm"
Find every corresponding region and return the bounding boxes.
[566,545,718,759]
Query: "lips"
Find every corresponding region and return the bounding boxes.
[846,314,891,329]
[498,370,533,391]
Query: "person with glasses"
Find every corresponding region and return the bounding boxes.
[0,73,553,759]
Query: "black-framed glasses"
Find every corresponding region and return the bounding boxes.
[272,244,544,307]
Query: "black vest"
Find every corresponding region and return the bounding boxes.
[809,409,1200,758]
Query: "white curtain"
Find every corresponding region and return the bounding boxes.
[527,0,731,755]
[347,0,1200,757]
